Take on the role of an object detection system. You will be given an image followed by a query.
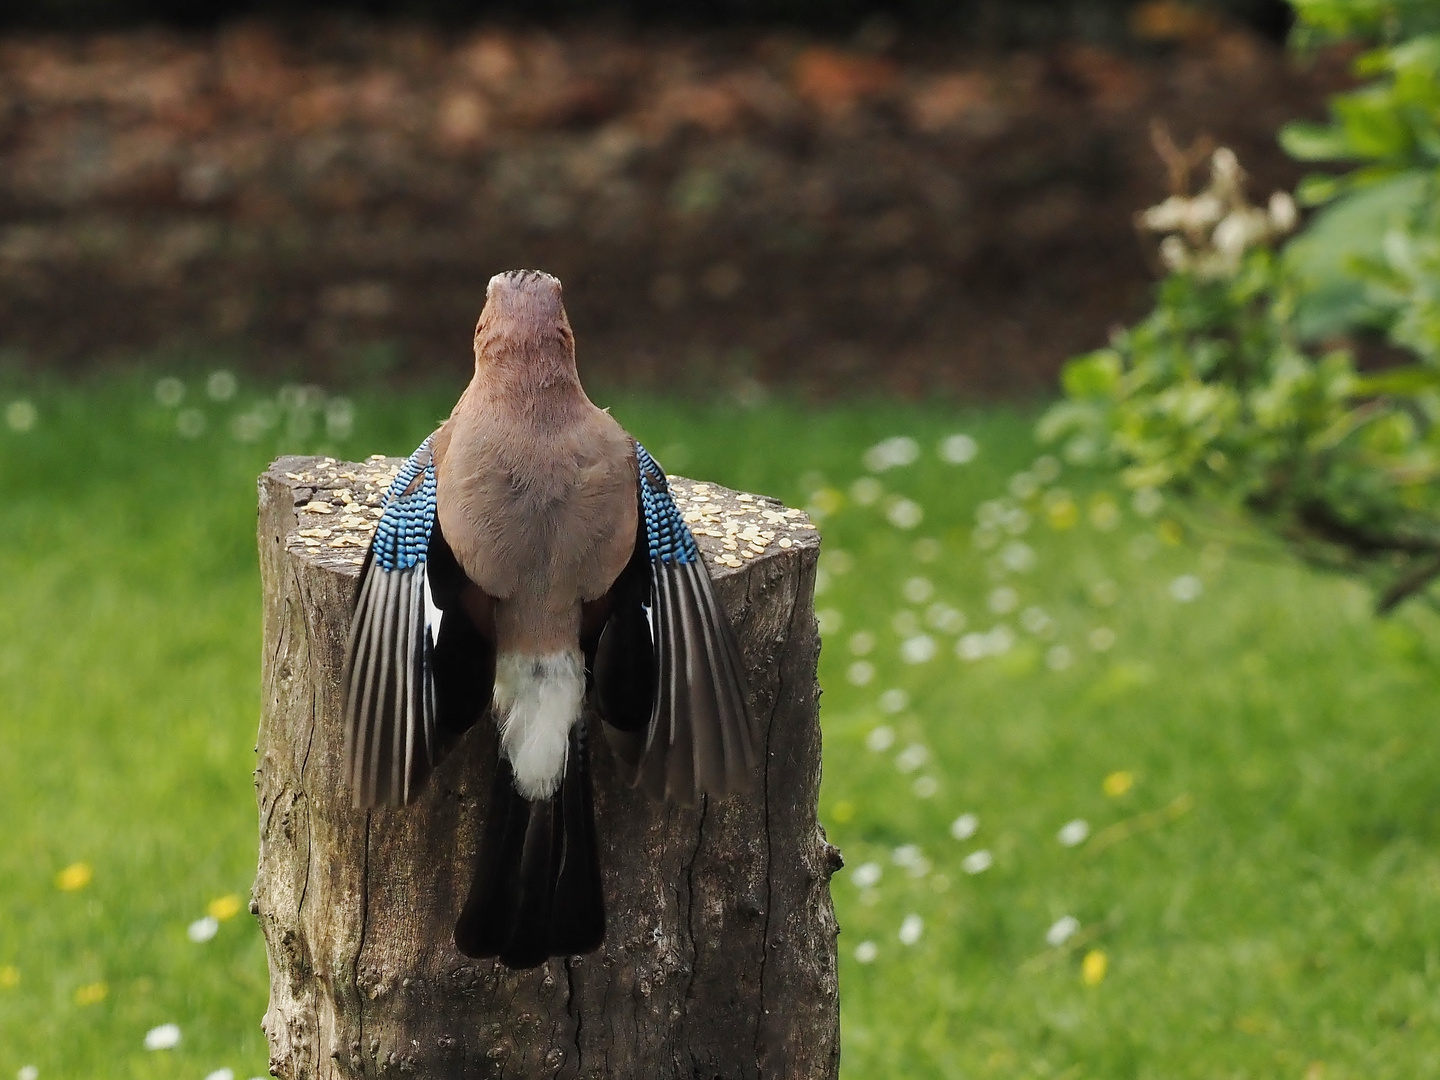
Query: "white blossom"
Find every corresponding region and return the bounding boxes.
[864,436,921,472]
[847,661,875,686]
[925,603,966,633]
[902,577,934,604]
[866,725,895,752]
[1000,541,1036,573]
[206,371,238,401]
[187,916,219,943]
[154,377,184,407]
[938,434,978,464]
[950,813,978,841]
[1046,915,1080,947]
[878,689,909,713]
[5,400,37,433]
[988,586,1018,614]
[852,861,883,888]
[850,477,883,505]
[900,635,937,664]
[1170,575,1203,602]
[886,498,924,529]
[1057,819,1090,847]
[144,1024,182,1051]
[961,849,993,875]
[895,743,929,773]
[849,631,876,655]
[1020,606,1053,636]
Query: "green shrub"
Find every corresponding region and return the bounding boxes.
[1044,0,1440,611]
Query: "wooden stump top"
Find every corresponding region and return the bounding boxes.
[273,453,819,577]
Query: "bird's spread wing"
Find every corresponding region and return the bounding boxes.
[343,436,445,808]
[594,443,759,807]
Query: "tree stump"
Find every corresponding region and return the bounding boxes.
[253,454,840,1080]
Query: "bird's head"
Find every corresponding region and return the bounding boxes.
[474,270,577,386]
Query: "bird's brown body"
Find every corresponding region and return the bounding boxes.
[342,269,757,968]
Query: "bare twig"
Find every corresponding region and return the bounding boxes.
[1150,119,1215,197]
[1378,552,1440,614]
[1295,499,1440,557]
[1087,792,1195,857]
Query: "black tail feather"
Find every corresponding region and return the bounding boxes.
[550,723,606,954]
[454,724,604,968]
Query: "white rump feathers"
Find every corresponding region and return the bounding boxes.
[493,650,585,800]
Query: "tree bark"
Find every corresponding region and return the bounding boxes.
[253,454,840,1080]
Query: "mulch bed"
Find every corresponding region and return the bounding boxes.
[0,16,1349,396]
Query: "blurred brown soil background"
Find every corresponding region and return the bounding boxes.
[0,4,1349,396]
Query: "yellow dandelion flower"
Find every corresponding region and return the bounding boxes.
[74,981,108,1006]
[0,965,19,988]
[1103,771,1134,797]
[1046,498,1078,531]
[208,894,244,922]
[807,487,843,519]
[57,862,93,892]
[1087,495,1120,531]
[1081,949,1108,986]
[830,801,855,825]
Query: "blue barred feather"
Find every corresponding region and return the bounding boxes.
[373,437,437,571]
[635,443,699,566]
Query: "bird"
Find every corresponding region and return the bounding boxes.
[341,269,758,970]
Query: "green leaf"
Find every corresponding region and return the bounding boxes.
[1281,121,1359,162]
[1284,170,1433,338]
[1061,350,1122,400]
[1352,366,1440,395]
[1296,173,1344,206]
[1333,92,1415,160]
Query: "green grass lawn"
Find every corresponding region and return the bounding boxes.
[3,370,1440,1079]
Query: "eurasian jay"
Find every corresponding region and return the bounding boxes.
[342,269,757,969]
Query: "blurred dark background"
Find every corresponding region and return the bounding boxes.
[0,0,1339,397]
[2,0,1294,37]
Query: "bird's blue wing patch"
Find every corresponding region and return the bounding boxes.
[372,438,437,571]
[635,442,699,566]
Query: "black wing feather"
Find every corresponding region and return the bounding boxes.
[343,437,493,808]
[593,443,758,807]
